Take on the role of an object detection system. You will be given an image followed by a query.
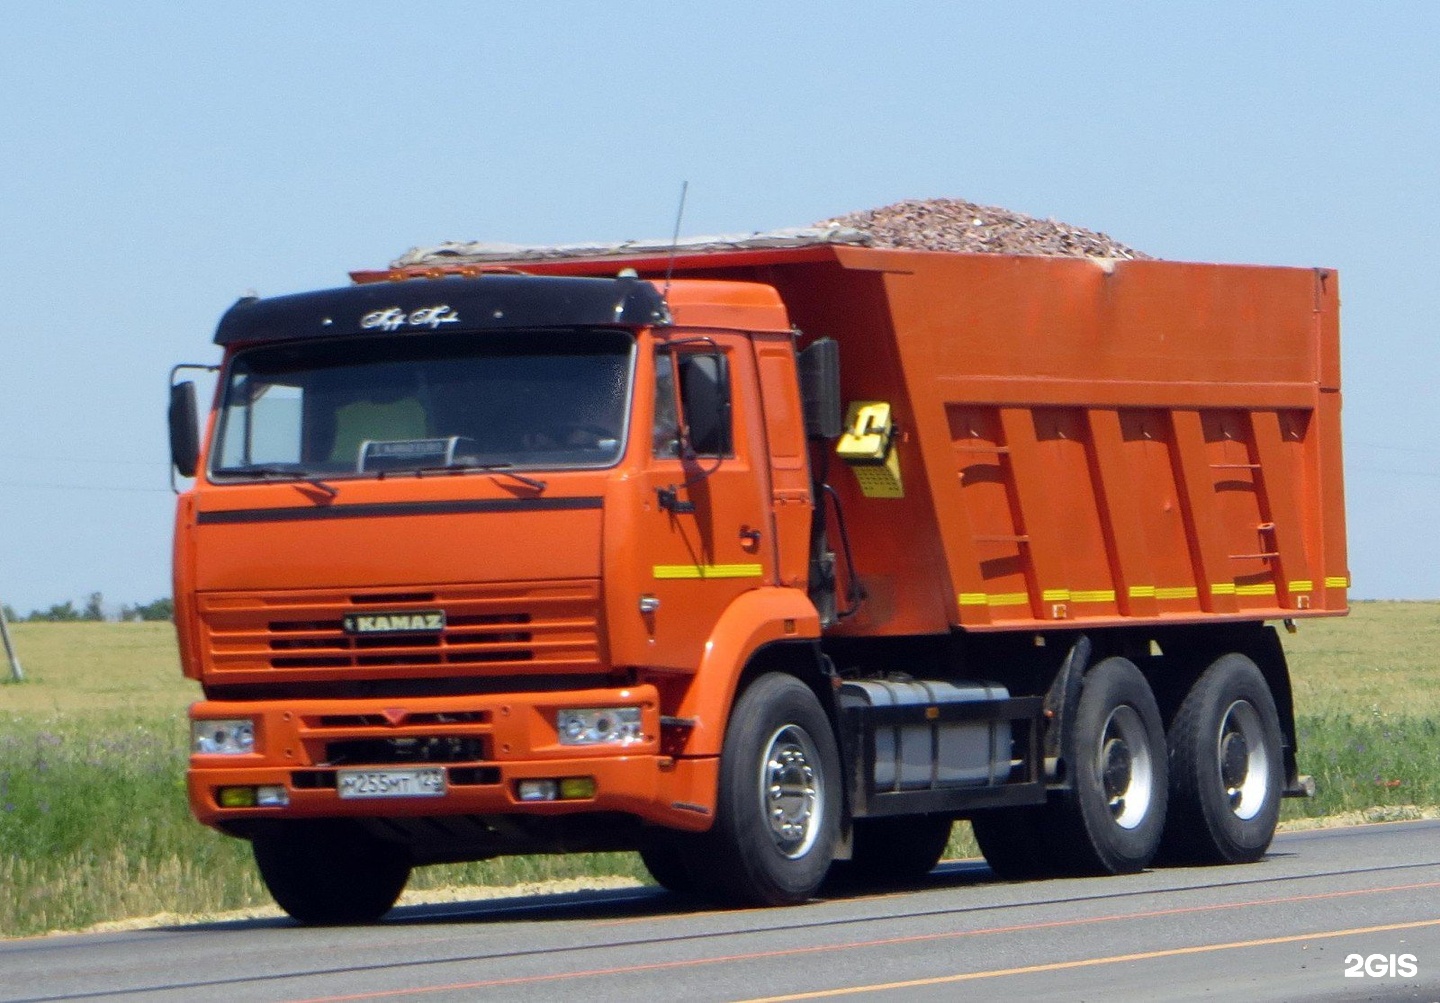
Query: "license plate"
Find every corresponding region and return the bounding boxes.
[337,767,446,800]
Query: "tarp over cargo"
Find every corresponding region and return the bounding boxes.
[394,227,872,268]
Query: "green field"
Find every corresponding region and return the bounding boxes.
[2,605,1436,937]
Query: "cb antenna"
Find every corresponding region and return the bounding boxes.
[661,180,689,309]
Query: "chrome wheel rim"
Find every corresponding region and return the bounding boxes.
[759,724,824,858]
[1218,700,1270,820]
[1098,705,1154,830]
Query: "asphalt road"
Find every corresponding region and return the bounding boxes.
[4,821,1439,1002]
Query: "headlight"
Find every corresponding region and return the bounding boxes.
[556,707,643,746]
[192,718,256,755]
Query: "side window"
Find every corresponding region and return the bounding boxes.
[653,350,733,458]
[218,379,304,467]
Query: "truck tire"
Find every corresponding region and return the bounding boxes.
[1160,654,1284,865]
[1053,656,1169,875]
[252,820,411,925]
[697,672,841,906]
[971,806,1060,880]
[638,830,700,895]
[975,658,1167,879]
[829,815,953,887]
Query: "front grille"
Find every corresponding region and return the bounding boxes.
[199,582,603,681]
[267,612,531,668]
[325,735,487,765]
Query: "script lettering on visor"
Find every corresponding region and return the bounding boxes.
[341,611,447,635]
[360,305,460,332]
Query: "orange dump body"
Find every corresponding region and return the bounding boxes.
[416,244,1348,637]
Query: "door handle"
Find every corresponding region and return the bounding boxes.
[657,486,695,514]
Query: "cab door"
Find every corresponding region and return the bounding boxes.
[634,334,774,670]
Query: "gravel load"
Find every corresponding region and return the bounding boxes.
[393,197,1149,268]
[815,197,1151,260]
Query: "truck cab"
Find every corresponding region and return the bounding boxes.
[172,271,851,919]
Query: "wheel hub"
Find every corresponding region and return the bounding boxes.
[1102,737,1133,801]
[761,726,821,858]
[1217,700,1269,819]
[1220,729,1250,794]
[1098,704,1154,830]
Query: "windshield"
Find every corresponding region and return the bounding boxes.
[210,328,634,480]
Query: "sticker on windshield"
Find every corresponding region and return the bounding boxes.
[360,305,460,332]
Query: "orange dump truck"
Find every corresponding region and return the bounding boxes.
[168,235,1345,923]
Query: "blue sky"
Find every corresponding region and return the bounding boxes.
[1,4,1437,612]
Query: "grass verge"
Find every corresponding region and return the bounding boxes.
[2,605,1435,937]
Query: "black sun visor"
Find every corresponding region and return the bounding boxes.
[214,274,669,346]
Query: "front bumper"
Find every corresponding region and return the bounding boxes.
[187,684,717,834]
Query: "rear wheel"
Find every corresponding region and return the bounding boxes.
[1160,654,1284,864]
[1056,656,1169,874]
[830,815,953,887]
[977,658,1168,879]
[693,673,841,906]
[252,820,411,925]
[971,805,1060,880]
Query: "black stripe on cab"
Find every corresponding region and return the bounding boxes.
[196,496,603,525]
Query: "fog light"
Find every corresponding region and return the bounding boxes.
[559,777,596,800]
[557,707,643,746]
[256,785,289,807]
[193,719,256,755]
[217,786,257,808]
[517,779,559,802]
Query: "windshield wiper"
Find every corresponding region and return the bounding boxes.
[412,462,547,493]
[220,464,339,498]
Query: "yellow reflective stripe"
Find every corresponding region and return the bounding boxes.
[1212,582,1283,598]
[1235,583,1278,597]
[957,582,1305,609]
[652,563,763,580]
[962,585,1226,608]
[1325,575,1350,588]
[968,586,1227,606]
[1043,588,1116,603]
[986,593,1030,607]
[957,592,1029,608]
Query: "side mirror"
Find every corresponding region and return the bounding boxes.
[169,381,200,478]
[798,338,842,439]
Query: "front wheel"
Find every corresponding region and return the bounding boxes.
[1160,654,1284,864]
[638,830,701,895]
[695,673,842,906]
[252,820,411,925]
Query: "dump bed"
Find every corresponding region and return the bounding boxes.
[364,244,1347,635]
